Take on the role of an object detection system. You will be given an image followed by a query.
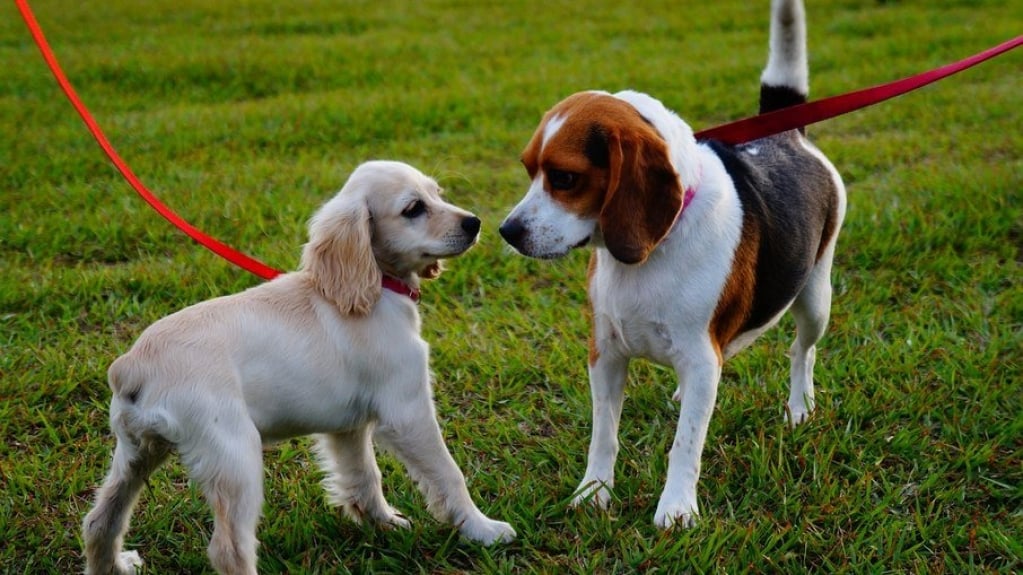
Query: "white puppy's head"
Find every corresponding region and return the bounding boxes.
[301,160,480,315]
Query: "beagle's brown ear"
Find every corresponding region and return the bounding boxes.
[301,197,382,315]
[599,126,685,264]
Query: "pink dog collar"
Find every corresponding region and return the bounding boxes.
[670,186,697,229]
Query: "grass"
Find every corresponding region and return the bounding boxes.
[1,0,1020,572]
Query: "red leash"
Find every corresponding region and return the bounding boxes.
[15,0,282,280]
[695,35,1022,144]
[15,0,1020,279]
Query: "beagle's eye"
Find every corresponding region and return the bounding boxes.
[401,199,427,219]
[547,169,578,191]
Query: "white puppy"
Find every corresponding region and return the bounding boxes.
[83,160,515,575]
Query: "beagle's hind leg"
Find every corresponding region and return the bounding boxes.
[786,246,836,426]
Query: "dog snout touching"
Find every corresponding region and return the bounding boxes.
[462,215,481,237]
[499,219,526,249]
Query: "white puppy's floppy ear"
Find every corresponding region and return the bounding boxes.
[301,196,381,316]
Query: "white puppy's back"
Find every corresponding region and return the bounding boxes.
[108,272,426,445]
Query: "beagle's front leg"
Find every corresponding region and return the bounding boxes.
[572,350,630,509]
[654,345,722,529]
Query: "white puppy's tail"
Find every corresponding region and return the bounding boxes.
[760,0,809,115]
[108,355,182,446]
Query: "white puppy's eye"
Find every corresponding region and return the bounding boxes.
[402,199,427,218]
[547,169,578,191]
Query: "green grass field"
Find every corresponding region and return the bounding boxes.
[2,0,1020,572]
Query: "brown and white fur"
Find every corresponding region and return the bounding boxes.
[83,161,515,575]
[499,0,845,528]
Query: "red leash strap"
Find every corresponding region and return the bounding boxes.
[695,35,1022,144]
[15,0,283,280]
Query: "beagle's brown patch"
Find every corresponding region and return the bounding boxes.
[708,219,760,363]
[522,92,686,265]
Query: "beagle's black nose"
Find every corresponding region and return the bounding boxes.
[461,216,481,237]
[498,219,525,248]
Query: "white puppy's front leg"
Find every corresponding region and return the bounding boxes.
[572,352,629,509]
[654,349,721,529]
[314,429,410,529]
[376,408,515,545]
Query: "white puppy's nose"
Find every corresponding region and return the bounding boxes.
[461,216,481,237]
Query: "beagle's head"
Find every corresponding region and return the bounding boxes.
[499,91,687,264]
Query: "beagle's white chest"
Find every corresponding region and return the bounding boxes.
[590,263,680,366]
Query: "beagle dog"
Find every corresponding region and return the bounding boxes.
[500,0,846,528]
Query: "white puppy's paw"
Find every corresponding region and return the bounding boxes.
[653,500,699,530]
[672,386,683,402]
[341,499,411,530]
[377,508,411,530]
[570,479,612,509]
[785,402,814,428]
[114,550,143,575]
[460,516,516,545]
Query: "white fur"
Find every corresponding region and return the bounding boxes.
[761,0,809,93]
[541,113,568,153]
[82,161,514,575]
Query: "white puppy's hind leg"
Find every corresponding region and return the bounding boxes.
[83,414,169,575]
[179,413,264,575]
